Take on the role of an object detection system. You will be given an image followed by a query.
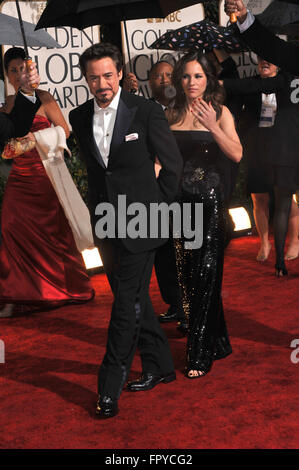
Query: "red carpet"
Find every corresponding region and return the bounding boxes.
[0,235,298,449]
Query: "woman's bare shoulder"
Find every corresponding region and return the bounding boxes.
[220,105,233,122]
[37,89,55,103]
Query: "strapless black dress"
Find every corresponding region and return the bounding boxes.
[172,130,232,374]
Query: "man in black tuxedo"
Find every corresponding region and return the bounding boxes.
[225,0,299,75]
[69,43,183,419]
[0,62,41,150]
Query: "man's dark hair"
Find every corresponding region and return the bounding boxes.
[149,60,174,79]
[4,47,26,73]
[79,42,123,76]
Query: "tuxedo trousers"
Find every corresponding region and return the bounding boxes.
[96,238,174,399]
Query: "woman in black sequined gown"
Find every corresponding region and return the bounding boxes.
[166,52,242,378]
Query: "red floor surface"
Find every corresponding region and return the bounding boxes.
[0,235,298,449]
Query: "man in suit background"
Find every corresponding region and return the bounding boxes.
[222,55,299,270]
[148,61,187,327]
[69,43,183,419]
[224,0,299,75]
[148,60,174,110]
[124,61,186,328]
[124,60,174,110]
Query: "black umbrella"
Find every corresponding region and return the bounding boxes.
[35,0,209,30]
[0,12,61,48]
[15,0,33,59]
[1,0,51,89]
[275,21,299,35]
[149,20,249,53]
[256,1,299,34]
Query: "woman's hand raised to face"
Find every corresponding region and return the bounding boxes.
[191,98,217,132]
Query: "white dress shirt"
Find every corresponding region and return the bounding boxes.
[237,11,255,33]
[259,93,277,127]
[93,86,121,167]
[20,90,37,103]
[236,12,277,128]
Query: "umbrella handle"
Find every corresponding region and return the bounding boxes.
[230,13,237,23]
[26,59,38,89]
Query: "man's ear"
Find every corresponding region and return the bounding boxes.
[119,69,123,82]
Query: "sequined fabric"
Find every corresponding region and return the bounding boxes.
[173,130,232,374]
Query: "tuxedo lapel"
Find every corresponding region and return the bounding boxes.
[108,92,138,165]
[82,100,106,169]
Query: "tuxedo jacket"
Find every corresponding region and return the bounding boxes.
[223,72,299,167]
[241,18,299,76]
[0,92,41,150]
[69,89,183,254]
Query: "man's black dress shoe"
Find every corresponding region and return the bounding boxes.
[95,396,118,419]
[127,371,176,391]
[159,306,180,323]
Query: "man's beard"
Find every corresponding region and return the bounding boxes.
[97,96,110,104]
[96,89,112,105]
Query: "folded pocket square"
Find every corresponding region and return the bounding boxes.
[125,133,139,142]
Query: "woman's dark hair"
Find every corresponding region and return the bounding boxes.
[168,51,225,126]
[4,47,26,73]
[79,42,123,76]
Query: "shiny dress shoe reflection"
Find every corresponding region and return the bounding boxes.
[127,371,176,392]
[95,396,118,419]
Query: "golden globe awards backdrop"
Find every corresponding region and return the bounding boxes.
[121,4,205,98]
[1,0,100,125]
[219,0,273,78]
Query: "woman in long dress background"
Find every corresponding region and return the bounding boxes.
[166,52,242,378]
[0,47,94,317]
